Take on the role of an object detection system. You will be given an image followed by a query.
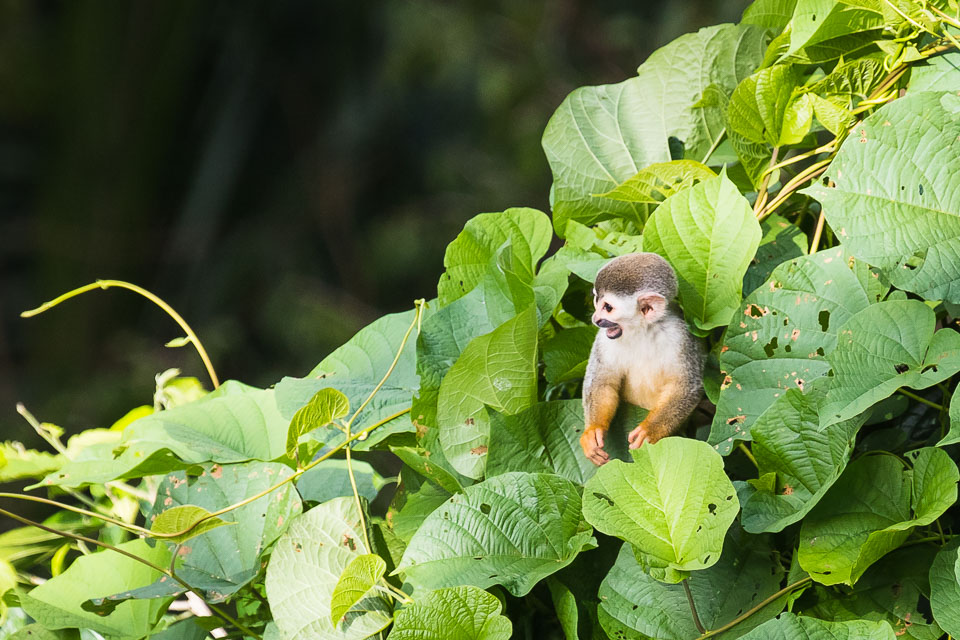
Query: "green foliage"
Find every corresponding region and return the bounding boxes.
[7,3,960,638]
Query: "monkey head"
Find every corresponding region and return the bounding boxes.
[591,252,679,340]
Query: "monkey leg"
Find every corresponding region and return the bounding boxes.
[628,381,701,449]
[582,383,619,465]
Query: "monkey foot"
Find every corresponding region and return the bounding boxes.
[580,427,610,465]
[628,424,653,449]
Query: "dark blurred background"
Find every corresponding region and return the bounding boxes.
[0,0,749,445]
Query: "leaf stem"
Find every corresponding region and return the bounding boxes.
[737,443,759,470]
[0,506,260,639]
[700,127,726,165]
[809,210,826,254]
[897,388,944,411]
[21,280,220,389]
[753,147,780,216]
[683,578,706,634]
[16,403,67,454]
[758,157,833,222]
[696,577,812,639]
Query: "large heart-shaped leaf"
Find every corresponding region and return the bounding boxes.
[38,384,289,488]
[542,23,766,233]
[582,437,739,582]
[20,539,172,639]
[390,586,512,640]
[798,448,959,585]
[738,381,867,533]
[265,498,392,640]
[727,64,811,146]
[802,92,960,303]
[139,462,302,601]
[437,306,538,479]
[643,172,762,330]
[710,247,874,453]
[396,472,595,596]
[820,299,960,428]
[785,0,884,60]
[598,525,785,640]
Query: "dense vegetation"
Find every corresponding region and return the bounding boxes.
[3,1,960,638]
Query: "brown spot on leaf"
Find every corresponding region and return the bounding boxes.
[470,445,488,455]
[210,464,223,479]
[726,415,746,425]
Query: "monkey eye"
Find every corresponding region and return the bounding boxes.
[602,302,613,312]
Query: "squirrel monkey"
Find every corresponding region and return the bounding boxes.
[581,253,704,465]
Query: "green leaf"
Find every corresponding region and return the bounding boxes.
[546,577,579,640]
[937,386,960,446]
[596,160,716,205]
[329,554,387,627]
[802,92,960,303]
[437,208,552,306]
[929,538,960,637]
[728,64,811,146]
[437,306,538,479]
[743,214,808,296]
[20,539,172,639]
[542,326,596,384]
[390,446,463,494]
[149,505,231,543]
[742,0,798,32]
[486,400,598,486]
[37,384,289,488]
[582,437,739,582]
[820,299,960,428]
[141,461,302,601]
[739,613,896,639]
[543,24,767,233]
[798,448,959,585]
[643,171,762,330]
[390,586,512,640]
[738,382,867,533]
[910,50,960,93]
[710,247,874,454]
[296,459,386,504]
[265,497,392,640]
[807,545,943,640]
[0,443,61,482]
[786,0,885,59]
[391,481,452,543]
[275,307,428,450]
[286,388,350,456]
[396,472,596,596]
[598,525,785,640]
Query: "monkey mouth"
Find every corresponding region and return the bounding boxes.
[605,325,623,339]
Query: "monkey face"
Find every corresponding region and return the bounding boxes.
[591,290,634,339]
[592,288,668,339]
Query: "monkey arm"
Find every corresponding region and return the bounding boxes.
[581,379,620,465]
[628,379,701,448]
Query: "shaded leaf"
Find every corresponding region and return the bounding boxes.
[296,459,386,504]
[396,472,595,597]
[739,612,895,639]
[929,538,960,637]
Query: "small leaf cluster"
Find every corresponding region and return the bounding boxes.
[3,1,960,639]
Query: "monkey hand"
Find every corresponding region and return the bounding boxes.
[580,426,610,465]
[628,422,654,449]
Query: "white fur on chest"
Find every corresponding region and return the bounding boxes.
[596,322,684,407]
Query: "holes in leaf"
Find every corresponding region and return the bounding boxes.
[480,503,491,515]
[894,363,910,374]
[784,344,792,352]
[818,310,830,332]
[816,346,825,356]
[919,184,924,196]
[921,364,938,374]
[763,337,779,357]
[702,555,711,563]
[593,492,615,507]
[708,503,717,515]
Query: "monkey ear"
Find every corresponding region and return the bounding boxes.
[637,292,667,320]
